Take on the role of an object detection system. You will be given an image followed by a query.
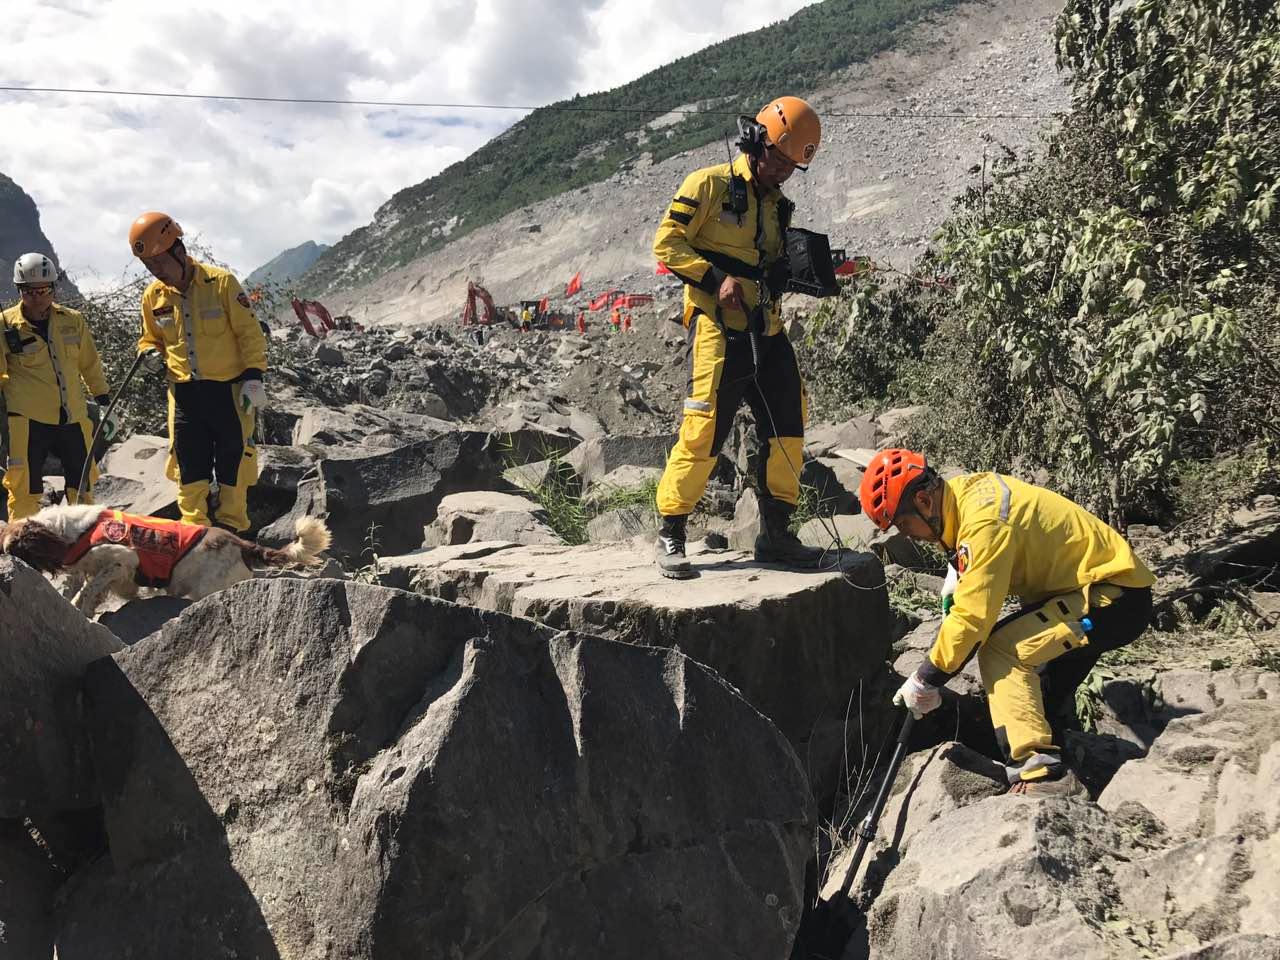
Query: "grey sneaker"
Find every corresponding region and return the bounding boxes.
[655,515,695,579]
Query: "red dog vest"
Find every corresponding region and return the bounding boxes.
[63,510,208,588]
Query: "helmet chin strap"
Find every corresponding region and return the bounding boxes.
[926,505,944,542]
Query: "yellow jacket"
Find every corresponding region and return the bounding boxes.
[0,302,110,424]
[923,473,1155,680]
[138,260,267,383]
[653,153,790,335]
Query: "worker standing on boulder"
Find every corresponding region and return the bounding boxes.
[652,95,826,578]
[130,212,267,533]
[1,253,115,519]
[860,449,1156,796]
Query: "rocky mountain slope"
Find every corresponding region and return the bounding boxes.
[308,0,1067,330]
[246,240,329,288]
[301,0,980,298]
[0,173,80,305]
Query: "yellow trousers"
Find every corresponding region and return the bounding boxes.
[656,314,806,517]
[981,583,1127,782]
[3,415,97,520]
[165,380,258,531]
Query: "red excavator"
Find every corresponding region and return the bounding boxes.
[461,281,515,326]
[291,297,362,338]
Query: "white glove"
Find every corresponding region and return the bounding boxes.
[893,674,942,719]
[240,379,267,412]
[140,349,165,375]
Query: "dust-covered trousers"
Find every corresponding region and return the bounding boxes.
[655,312,806,517]
[165,379,257,532]
[3,414,96,520]
[982,582,1153,783]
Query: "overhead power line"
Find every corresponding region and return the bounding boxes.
[0,84,1056,121]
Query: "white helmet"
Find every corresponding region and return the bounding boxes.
[13,252,57,287]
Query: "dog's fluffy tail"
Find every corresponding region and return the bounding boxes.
[243,517,332,568]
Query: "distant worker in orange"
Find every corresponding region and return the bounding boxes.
[577,311,587,335]
[623,312,633,333]
[610,306,622,333]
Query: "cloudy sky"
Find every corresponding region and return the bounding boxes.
[3,0,815,291]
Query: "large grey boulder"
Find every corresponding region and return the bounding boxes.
[565,433,676,489]
[864,792,1133,959]
[91,434,177,519]
[384,536,896,798]
[96,596,194,646]
[1185,495,1280,583]
[485,397,606,446]
[62,579,815,960]
[290,403,455,448]
[250,443,319,532]
[847,703,1280,960]
[0,558,122,818]
[582,464,663,508]
[803,417,879,459]
[587,504,655,542]
[801,455,863,515]
[0,819,61,960]
[422,490,559,547]
[820,741,1006,907]
[260,430,513,560]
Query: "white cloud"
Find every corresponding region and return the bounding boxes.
[1,0,815,291]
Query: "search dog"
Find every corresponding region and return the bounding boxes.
[0,503,331,616]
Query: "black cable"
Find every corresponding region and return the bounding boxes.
[0,84,1056,121]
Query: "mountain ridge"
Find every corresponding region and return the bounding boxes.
[0,173,81,306]
[301,0,977,297]
[247,240,330,289]
[312,0,1068,329]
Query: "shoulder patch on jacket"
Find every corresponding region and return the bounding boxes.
[956,543,971,575]
[236,292,252,309]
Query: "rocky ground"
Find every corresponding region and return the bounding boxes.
[312,0,1069,331]
[2,354,1277,957]
[2,1,1277,952]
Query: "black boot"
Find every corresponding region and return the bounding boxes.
[753,497,828,568]
[655,514,695,579]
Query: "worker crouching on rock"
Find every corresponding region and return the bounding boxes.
[652,95,827,578]
[130,212,267,533]
[1,253,116,519]
[860,449,1156,797]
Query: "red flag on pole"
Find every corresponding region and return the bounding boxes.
[655,261,672,275]
[538,296,549,313]
[565,271,582,297]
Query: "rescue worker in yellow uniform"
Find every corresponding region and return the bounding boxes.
[130,212,267,532]
[653,95,828,578]
[860,449,1156,796]
[1,253,115,520]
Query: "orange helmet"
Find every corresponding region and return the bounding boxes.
[756,96,821,168]
[859,448,930,531]
[129,212,183,258]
